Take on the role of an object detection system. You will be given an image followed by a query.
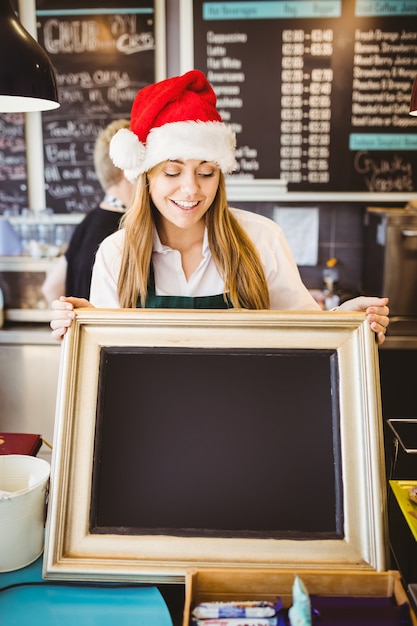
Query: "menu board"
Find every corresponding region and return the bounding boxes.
[192,0,417,193]
[0,0,27,214]
[36,2,156,213]
[0,113,28,214]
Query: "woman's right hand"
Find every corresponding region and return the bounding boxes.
[50,296,93,341]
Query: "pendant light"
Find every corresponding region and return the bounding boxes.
[0,0,59,112]
[410,75,417,116]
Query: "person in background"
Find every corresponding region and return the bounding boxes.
[41,119,134,304]
[49,70,389,343]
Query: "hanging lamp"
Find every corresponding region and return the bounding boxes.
[0,0,59,112]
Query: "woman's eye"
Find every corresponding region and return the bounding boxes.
[198,171,215,177]
[164,170,180,177]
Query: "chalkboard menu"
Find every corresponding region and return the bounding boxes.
[36,2,157,213]
[192,0,417,193]
[0,113,28,213]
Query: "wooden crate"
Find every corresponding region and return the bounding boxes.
[183,568,417,626]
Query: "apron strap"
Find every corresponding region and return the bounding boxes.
[141,264,233,309]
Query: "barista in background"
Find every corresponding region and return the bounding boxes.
[41,119,134,304]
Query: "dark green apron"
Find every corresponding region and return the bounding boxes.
[141,265,233,309]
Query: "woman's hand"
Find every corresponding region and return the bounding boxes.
[50,296,93,341]
[338,296,389,345]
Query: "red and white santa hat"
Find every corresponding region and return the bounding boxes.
[110,70,237,182]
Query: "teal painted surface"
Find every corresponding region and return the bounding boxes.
[0,557,173,626]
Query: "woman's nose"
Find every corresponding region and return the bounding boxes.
[180,172,199,194]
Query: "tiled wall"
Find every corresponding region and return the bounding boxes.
[297,203,365,297]
[235,201,402,302]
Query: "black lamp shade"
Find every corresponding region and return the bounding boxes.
[0,0,59,112]
[410,75,417,117]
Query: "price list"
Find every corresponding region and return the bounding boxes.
[193,0,417,194]
[280,28,333,185]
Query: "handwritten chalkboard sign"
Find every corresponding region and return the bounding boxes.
[0,113,28,213]
[44,310,388,580]
[36,2,157,213]
[192,0,417,193]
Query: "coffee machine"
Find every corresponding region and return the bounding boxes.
[363,204,417,335]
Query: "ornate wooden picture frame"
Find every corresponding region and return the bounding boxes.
[44,309,387,582]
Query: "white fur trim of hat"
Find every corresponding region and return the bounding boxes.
[110,120,236,182]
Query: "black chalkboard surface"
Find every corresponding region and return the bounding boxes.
[36,2,156,213]
[0,113,28,213]
[91,347,342,539]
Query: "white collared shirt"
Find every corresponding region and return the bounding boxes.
[90,207,320,311]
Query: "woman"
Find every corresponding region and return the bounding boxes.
[50,70,389,342]
[41,119,133,304]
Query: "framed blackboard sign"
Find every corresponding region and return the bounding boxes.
[36,1,164,213]
[44,309,387,582]
[188,0,417,197]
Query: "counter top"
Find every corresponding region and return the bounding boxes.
[382,335,417,350]
[0,255,58,272]
[0,556,173,626]
[0,323,59,345]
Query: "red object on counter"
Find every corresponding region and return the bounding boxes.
[0,432,42,456]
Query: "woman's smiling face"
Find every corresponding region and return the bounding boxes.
[148,159,220,231]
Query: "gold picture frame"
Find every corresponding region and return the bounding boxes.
[44,309,387,583]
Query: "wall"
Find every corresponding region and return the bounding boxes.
[234,200,369,298]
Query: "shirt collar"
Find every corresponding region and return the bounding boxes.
[152,226,210,255]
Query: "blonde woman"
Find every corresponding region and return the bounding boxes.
[50,70,389,343]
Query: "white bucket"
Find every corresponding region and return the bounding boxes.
[0,454,50,572]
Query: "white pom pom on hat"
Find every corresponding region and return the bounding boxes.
[109,70,237,181]
[109,128,146,183]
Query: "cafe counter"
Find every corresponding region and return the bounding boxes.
[0,323,60,462]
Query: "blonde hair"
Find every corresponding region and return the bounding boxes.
[94,119,130,191]
[117,168,270,309]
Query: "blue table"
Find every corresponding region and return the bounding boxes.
[0,556,174,626]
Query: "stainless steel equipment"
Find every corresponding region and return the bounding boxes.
[363,206,417,335]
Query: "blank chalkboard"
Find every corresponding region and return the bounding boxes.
[90,346,343,539]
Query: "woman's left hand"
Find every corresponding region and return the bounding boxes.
[338,296,389,345]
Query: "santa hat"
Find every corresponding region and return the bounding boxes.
[110,70,237,182]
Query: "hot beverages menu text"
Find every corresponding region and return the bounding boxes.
[193,0,417,192]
